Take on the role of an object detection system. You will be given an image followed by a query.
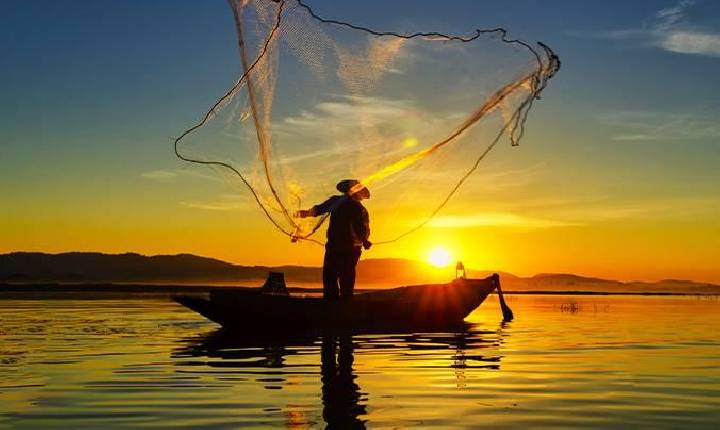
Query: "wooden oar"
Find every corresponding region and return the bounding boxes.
[493,273,514,321]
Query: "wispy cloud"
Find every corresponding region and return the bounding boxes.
[421,195,720,231]
[654,0,695,30]
[279,95,412,131]
[659,30,720,56]
[649,0,720,56]
[474,162,547,190]
[141,170,179,180]
[426,212,581,229]
[272,94,477,169]
[599,110,720,141]
[586,0,720,57]
[180,194,251,211]
[141,168,226,183]
[552,197,720,223]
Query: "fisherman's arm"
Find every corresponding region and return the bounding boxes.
[294,196,338,218]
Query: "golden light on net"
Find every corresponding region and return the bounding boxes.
[402,137,418,148]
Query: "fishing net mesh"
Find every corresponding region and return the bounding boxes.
[175,0,560,245]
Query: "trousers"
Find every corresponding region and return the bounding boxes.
[322,246,362,300]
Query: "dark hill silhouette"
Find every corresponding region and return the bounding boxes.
[525,273,623,289]
[1,252,718,293]
[0,252,317,283]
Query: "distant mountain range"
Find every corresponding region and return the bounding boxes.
[1,252,718,294]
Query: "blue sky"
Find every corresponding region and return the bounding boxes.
[2,0,718,161]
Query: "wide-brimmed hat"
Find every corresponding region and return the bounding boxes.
[336,179,367,195]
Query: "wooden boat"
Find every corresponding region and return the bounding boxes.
[174,273,507,331]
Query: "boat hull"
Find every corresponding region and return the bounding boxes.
[174,275,499,331]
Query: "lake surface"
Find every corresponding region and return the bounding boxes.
[1,294,719,429]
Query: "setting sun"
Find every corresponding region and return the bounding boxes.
[428,247,453,268]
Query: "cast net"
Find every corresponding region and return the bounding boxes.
[175,0,560,245]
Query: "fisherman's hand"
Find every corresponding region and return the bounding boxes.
[363,240,372,250]
[294,209,311,218]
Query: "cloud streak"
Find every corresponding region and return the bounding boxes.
[279,95,411,130]
[141,168,226,183]
[599,110,720,141]
[426,212,580,229]
[589,0,720,57]
[180,194,252,211]
[658,30,720,56]
[420,195,720,231]
[141,170,178,180]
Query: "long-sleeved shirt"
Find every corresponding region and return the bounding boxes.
[312,195,369,250]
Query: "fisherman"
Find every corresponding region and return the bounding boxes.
[295,179,371,300]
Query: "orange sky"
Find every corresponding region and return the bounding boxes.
[3,152,718,283]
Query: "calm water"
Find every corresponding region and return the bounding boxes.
[1,294,719,429]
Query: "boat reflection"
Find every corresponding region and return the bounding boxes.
[174,329,316,372]
[174,325,505,428]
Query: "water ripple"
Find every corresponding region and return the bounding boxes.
[1,296,719,428]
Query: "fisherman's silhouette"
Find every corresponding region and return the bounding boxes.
[296,179,371,300]
[321,334,366,429]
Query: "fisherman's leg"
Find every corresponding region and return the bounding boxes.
[339,248,361,300]
[322,247,340,300]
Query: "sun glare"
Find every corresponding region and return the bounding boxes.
[428,247,452,268]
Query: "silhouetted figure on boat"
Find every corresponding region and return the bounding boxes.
[321,334,366,429]
[295,179,371,300]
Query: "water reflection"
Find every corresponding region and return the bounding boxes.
[174,329,317,375]
[321,334,365,429]
[3,297,720,429]
[174,325,505,428]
